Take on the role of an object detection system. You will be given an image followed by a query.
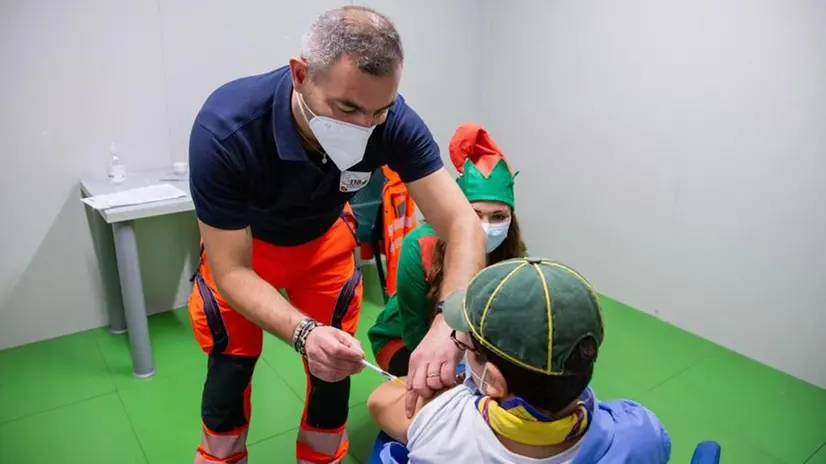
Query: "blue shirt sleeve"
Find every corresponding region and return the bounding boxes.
[189,123,250,230]
[383,97,444,183]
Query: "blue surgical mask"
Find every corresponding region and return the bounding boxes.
[482,220,510,253]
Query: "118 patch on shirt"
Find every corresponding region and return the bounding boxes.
[339,171,372,193]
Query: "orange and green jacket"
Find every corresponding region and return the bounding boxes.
[367,223,438,356]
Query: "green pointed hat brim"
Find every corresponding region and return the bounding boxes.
[456,159,516,210]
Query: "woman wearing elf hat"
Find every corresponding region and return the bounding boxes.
[368,123,527,376]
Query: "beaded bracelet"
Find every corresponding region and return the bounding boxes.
[292,317,321,356]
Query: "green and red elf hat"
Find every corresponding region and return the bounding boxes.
[449,123,517,210]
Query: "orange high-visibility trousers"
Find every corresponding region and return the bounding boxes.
[188,212,363,464]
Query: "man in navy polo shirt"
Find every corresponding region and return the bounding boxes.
[187,6,485,463]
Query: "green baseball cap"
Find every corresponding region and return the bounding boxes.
[443,257,605,375]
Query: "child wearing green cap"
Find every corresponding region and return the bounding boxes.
[367,257,671,463]
[368,123,527,376]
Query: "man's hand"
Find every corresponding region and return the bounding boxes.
[304,326,365,382]
[404,317,462,417]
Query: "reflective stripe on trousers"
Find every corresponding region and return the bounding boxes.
[297,427,349,463]
[195,428,248,464]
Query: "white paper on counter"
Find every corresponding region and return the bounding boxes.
[82,184,187,210]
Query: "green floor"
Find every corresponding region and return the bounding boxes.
[0,273,824,463]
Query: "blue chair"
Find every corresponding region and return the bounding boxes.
[370,431,409,464]
[369,435,721,463]
[690,441,722,464]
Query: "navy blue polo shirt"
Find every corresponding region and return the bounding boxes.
[189,66,443,246]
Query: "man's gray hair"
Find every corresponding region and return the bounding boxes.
[300,5,404,78]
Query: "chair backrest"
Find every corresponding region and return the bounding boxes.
[379,442,410,464]
[350,169,387,243]
[690,441,721,464]
[370,431,409,464]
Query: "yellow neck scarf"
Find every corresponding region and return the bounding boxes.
[475,395,591,446]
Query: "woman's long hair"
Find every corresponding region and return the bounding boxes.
[425,215,527,320]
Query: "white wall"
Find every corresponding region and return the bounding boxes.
[0,0,195,350]
[7,0,821,390]
[0,1,483,350]
[481,0,826,388]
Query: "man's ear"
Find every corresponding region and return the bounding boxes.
[288,57,309,92]
[481,362,509,399]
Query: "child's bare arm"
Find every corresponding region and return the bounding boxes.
[367,377,444,443]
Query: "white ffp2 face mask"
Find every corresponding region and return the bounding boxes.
[463,351,489,395]
[297,93,375,171]
[482,220,511,253]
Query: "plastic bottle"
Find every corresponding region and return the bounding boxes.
[108,142,126,184]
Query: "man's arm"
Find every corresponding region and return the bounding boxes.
[190,123,363,382]
[406,168,486,299]
[198,222,364,385]
[190,123,305,342]
[198,222,305,342]
[403,168,484,415]
[380,99,484,415]
[380,98,485,304]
